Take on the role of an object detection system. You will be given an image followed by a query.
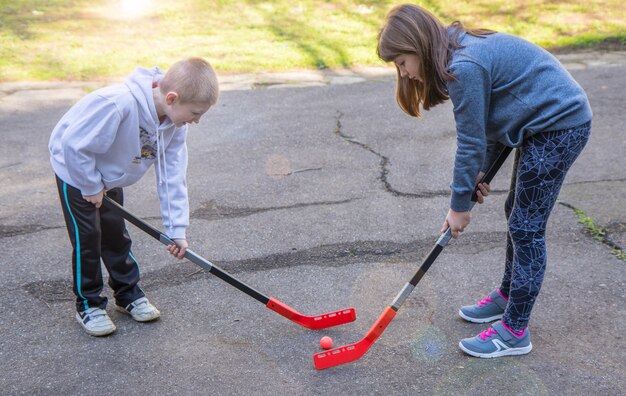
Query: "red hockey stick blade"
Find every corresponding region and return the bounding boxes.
[266,297,356,330]
[313,306,396,370]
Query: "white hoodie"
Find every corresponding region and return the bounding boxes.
[49,67,189,239]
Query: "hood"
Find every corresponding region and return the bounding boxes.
[124,66,164,134]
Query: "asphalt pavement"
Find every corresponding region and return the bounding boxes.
[0,52,625,395]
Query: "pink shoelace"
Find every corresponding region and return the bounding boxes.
[479,327,498,341]
[476,295,494,307]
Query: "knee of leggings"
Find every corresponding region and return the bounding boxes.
[508,221,546,245]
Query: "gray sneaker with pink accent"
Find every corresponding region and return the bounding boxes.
[459,320,532,358]
[459,289,508,323]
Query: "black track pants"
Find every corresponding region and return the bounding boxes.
[55,176,144,312]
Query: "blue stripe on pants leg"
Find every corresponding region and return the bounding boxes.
[62,182,89,311]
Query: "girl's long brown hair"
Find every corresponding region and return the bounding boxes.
[377,4,495,118]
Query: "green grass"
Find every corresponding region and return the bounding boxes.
[1,0,625,81]
[573,208,626,262]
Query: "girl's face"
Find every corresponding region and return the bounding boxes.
[394,54,422,82]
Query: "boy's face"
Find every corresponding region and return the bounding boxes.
[165,93,212,127]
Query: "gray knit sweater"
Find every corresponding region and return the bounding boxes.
[445,30,592,211]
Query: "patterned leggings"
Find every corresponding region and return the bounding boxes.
[499,121,591,331]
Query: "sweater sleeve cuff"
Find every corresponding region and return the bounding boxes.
[81,182,105,197]
[167,226,186,240]
[450,191,473,212]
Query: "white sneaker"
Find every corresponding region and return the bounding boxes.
[118,297,160,322]
[76,307,116,336]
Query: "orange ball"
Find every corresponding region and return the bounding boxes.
[320,336,333,349]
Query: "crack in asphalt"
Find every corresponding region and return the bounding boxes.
[0,199,359,239]
[22,231,505,303]
[333,111,447,198]
[0,224,63,238]
[565,177,626,185]
[19,201,623,305]
[192,198,357,221]
[332,111,626,201]
[7,123,620,239]
[332,110,511,198]
[0,162,21,170]
[559,201,625,252]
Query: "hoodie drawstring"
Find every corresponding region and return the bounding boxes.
[156,130,174,237]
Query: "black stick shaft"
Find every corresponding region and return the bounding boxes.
[102,197,269,304]
[472,146,514,201]
[396,147,513,306]
[409,244,444,286]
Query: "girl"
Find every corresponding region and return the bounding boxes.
[377,4,591,357]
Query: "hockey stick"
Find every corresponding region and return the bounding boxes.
[313,146,513,369]
[103,197,356,330]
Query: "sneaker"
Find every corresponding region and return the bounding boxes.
[117,297,160,322]
[459,289,508,323]
[76,307,116,337]
[459,320,532,358]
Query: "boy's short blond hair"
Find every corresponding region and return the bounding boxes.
[160,57,219,105]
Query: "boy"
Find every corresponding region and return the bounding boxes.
[49,57,219,336]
